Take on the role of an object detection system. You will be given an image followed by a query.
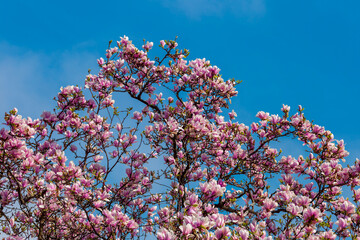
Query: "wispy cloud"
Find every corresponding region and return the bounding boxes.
[0,42,97,119]
[159,0,265,19]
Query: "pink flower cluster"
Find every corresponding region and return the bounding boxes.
[1,36,360,239]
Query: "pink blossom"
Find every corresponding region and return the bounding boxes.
[200,179,226,201]
[157,228,175,240]
[142,41,154,51]
[303,207,323,225]
[160,40,166,47]
[238,229,249,240]
[262,198,278,212]
[215,226,230,239]
[286,203,303,216]
[319,230,337,240]
[179,223,193,235]
[70,144,77,152]
[281,104,290,112]
[256,111,269,120]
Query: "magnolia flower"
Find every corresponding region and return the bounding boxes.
[179,223,193,235]
[215,226,230,239]
[200,179,226,201]
[262,198,278,212]
[160,40,166,48]
[157,228,175,240]
[303,207,323,225]
[286,203,303,216]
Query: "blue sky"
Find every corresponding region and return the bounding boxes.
[1,0,359,161]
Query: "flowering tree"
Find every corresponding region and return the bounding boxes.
[1,36,360,240]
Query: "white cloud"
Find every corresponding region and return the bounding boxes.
[0,42,97,119]
[159,0,265,19]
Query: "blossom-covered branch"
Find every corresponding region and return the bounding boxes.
[1,36,359,239]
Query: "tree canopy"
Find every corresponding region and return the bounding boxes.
[1,37,360,239]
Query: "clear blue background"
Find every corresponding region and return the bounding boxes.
[1,0,359,160]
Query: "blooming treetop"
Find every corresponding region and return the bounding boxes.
[1,36,360,239]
